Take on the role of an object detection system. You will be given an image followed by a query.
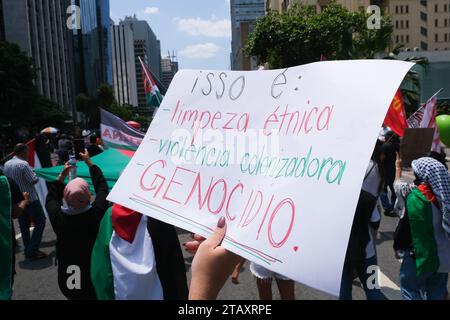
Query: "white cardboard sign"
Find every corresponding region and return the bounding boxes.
[108,60,413,296]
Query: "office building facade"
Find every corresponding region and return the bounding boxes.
[230,0,265,70]
[119,16,162,108]
[161,55,179,90]
[385,0,450,51]
[72,0,113,98]
[112,23,138,107]
[1,0,76,117]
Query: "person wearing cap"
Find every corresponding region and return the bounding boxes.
[46,150,109,300]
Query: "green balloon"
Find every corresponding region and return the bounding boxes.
[436,115,450,147]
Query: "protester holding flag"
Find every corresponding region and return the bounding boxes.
[394,156,450,300]
[91,204,188,300]
[46,150,109,300]
[3,143,47,260]
[0,176,30,300]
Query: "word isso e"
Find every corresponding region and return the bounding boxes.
[190,68,305,102]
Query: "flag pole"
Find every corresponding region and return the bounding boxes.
[416,88,443,113]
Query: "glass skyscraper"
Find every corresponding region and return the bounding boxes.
[72,0,112,97]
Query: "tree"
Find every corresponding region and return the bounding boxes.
[31,96,71,130]
[245,2,393,68]
[110,102,133,121]
[0,41,70,135]
[0,41,37,126]
[77,83,117,128]
[383,44,429,116]
[96,83,116,108]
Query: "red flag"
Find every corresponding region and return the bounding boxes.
[383,89,408,137]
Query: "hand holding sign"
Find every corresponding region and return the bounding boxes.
[108,60,414,295]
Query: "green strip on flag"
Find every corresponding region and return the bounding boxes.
[407,188,440,276]
[103,140,138,151]
[35,149,132,192]
[0,176,13,300]
[91,207,115,300]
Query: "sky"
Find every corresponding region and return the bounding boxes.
[110,0,232,71]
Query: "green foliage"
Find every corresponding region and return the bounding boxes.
[76,84,150,129]
[110,103,133,121]
[437,101,450,116]
[31,96,71,129]
[0,41,69,133]
[383,47,430,115]
[245,2,393,68]
[96,83,116,108]
[0,41,36,125]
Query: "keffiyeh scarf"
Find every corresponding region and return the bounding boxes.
[412,157,450,235]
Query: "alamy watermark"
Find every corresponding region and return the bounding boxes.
[66,5,81,30]
[367,5,381,30]
[66,265,81,290]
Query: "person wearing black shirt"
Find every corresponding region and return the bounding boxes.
[86,135,103,158]
[46,151,109,300]
[380,133,400,217]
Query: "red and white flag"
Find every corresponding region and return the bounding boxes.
[25,139,48,215]
[407,90,442,152]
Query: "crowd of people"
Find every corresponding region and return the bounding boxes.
[1,128,450,301]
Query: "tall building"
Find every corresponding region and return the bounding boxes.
[161,54,179,90]
[0,0,5,41]
[384,0,450,51]
[72,0,113,98]
[111,23,138,107]
[1,0,76,118]
[119,16,162,108]
[230,0,265,70]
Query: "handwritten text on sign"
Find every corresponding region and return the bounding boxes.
[108,60,413,296]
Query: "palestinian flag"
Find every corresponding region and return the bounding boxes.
[0,176,13,300]
[139,56,163,108]
[91,204,164,300]
[35,148,134,192]
[100,108,145,151]
[407,186,450,275]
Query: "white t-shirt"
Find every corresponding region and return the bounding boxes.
[365,206,381,259]
[362,160,382,259]
[362,160,381,198]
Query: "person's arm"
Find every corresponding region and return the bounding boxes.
[46,163,71,227]
[9,178,29,219]
[187,217,241,300]
[80,150,109,215]
[12,192,30,219]
[395,152,402,181]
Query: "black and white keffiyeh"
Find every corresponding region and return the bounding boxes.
[412,157,450,234]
